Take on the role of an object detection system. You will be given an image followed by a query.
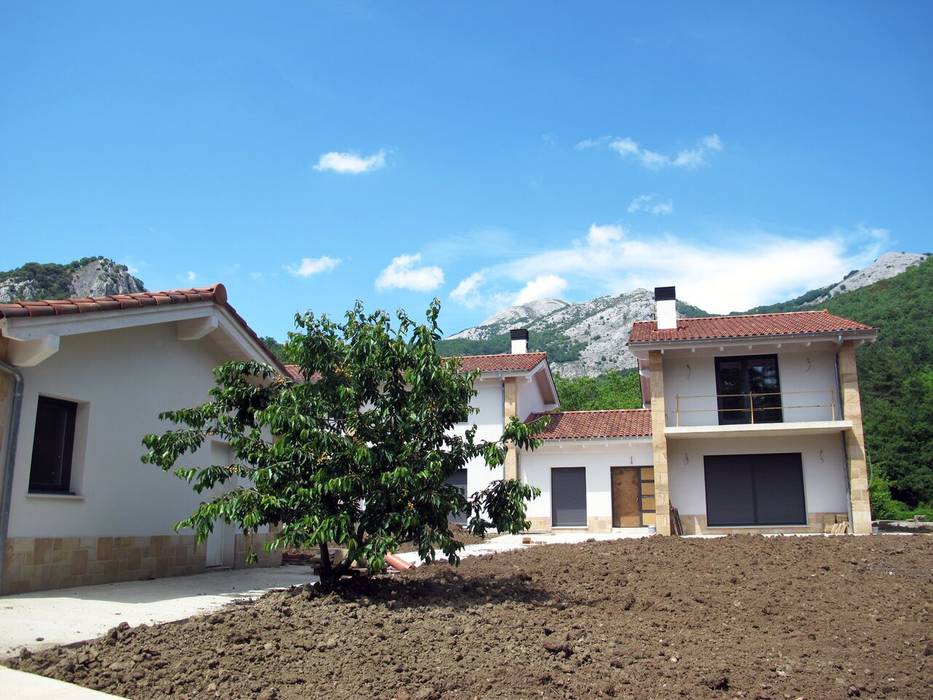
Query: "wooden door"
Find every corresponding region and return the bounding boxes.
[611,467,642,527]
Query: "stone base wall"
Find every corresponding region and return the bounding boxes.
[678,512,849,536]
[234,531,281,568]
[525,516,647,533]
[2,532,284,595]
[587,516,612,533]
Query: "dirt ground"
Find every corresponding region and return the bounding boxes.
[6,535,931,699]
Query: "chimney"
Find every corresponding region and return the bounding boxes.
[654,286,677,330]
[510,328,529,354]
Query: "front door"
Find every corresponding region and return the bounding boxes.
[611,467,642,527]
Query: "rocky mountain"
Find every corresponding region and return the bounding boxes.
[0,257,146,303]
[440,252,929,378]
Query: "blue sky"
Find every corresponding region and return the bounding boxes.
[1,2,931,339]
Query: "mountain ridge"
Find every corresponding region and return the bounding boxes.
[0,257,145,303]
[438,252,929,377]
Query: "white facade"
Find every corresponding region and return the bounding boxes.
[7,323,233,539]
[667,433,849,519]
[522,440,653,527]
[661,342,843,427]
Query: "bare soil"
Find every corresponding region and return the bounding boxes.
[6,535,932,699]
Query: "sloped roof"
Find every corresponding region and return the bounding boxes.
[456,351,548,373]
[527,409,652,440]
[0,283,285,372]
[628,310,874,345]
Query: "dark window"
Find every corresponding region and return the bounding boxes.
[447,468,469,525]
[28,397,77,493]
[715,354,783,425]
[551,467,587,526]
[704,453,806,526]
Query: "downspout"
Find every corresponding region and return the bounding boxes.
[0,359,24,594]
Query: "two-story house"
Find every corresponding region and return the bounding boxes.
[491,287,877,536]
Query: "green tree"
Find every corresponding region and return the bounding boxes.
[143,301,544,588]
[554,370,643,411]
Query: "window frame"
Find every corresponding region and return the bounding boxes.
[28,396,78,494]
[714,353,784,425]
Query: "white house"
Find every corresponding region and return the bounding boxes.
[0,284,282,594]
[501,287,876,537]
[0,282,878,594]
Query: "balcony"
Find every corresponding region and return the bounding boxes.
[665,388,851,440]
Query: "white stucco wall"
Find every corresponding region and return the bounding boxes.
[520,440,654,523]
[451,378,506,498]
[667,433,849,517]
[662,344,841,427]
[7,322,237,539]
[517,370,548,420]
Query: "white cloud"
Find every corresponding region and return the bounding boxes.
[450,271,486,307]
[587,223,624,246]
[376,253,444,292]
[285,256,341,278]
[628,194,673,215]
[313,149,386,174]
[514,274,568,304]
[583,133,723,170]
[448,222,887,314]
[186,271,197,282]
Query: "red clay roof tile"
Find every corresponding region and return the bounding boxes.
[527,409,652,440]
[456,351,548,373]
[0,283,284,373]
[628,310,874,345]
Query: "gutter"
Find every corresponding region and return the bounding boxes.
[0,360,24,594]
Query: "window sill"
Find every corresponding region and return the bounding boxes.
[25,492,84,502]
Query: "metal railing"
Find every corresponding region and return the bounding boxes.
[673,388,838,427]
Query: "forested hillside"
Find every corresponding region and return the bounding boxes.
[823,258,932,516]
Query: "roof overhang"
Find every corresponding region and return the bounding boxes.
[628,329,877,359]
[472,356,558,406]
[0,301,279,370]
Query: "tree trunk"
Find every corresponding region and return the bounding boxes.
[319,543,333,587]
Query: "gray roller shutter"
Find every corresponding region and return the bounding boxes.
[552,467,587,527]
[704,453,806,526]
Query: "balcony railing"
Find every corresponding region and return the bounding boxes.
[672,388,839,427]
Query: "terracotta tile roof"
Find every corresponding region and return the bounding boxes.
[0,283,286,372]
[283,364,304,381]
[628,310,875,345]
[456,351,548,373]
[527,409,652,440]
[0,285,225,318]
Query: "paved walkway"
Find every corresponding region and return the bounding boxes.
[0,666,122,698]
[0,566,315,659]
[395,528,653,566]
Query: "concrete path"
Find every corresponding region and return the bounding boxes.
[394,528,652,566]
[0,666,122,698]
[0,565,315,659]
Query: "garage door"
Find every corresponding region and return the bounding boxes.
[552,467,587,527]
[704,453,806,526]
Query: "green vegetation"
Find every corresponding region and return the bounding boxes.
[143,301,543,588]
[823,258,933,516]
[554,370,643,411]
[739,284,837,314]
[260,336,288,362]
[436,328,587,363]
[0,256,119,299]
[675,300,710,317]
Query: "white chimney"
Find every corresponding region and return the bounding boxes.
[654,286,677,330]
[510,328,529,354]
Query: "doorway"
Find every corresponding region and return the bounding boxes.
[611,466,654,527]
